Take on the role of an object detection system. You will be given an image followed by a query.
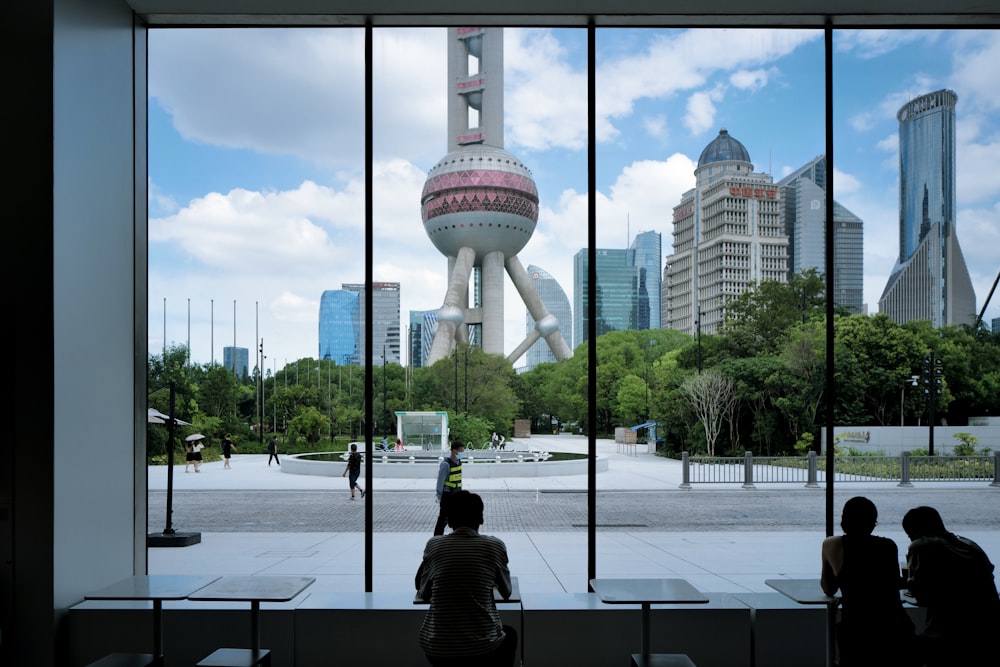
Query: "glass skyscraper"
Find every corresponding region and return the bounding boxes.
[408,309,434,368]
[573,248,640,346]
[778,155,864,314]
[318,289,360,364]
[319,283,401,365]
[879,89,976,327]
[523,264,573,369]
[222,346,249,378]
[628,230,662,330]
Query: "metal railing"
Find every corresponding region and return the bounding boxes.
[679,450,1000,488]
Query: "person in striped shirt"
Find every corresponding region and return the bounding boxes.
[416,491,517,666]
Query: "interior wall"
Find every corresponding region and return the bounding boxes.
[51,0,141,661]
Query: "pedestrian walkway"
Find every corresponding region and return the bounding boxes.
[148,434,1000,596]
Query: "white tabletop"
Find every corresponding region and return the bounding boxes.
[765,578,838,605]
[85,575,220,601]
[187,575,314,602]
[589,578,709,604]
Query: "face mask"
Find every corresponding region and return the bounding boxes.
[456,452,465,459]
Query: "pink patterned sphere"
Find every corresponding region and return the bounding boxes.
[421,145,538,260]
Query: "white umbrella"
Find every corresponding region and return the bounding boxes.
[147,408,191,426]
[185,433,206,442]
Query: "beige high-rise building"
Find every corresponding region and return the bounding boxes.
[664,129,789,335]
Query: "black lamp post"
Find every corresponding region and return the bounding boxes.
[147,381,201,547]
[382,345,387,438]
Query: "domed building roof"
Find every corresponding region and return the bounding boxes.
[697,128,751,168]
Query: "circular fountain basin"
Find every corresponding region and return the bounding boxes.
[281,447,606,478]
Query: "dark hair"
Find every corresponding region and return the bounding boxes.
[451,440,465,451]
[902,506,947,539]
[446,491,484,530]
[840,496,878,535]
[350,443,358,452]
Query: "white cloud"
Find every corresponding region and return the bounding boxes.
[684,88,722,135]
[643,114,668,139]
[730,68,770,91]
[834,30,941,59]
[832,168,862,194]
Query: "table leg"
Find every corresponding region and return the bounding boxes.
[825,600,837,667]
[641,603,650,657]
[251,600,261,652]
[153,599,163,657]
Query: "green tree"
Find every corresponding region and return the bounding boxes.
[835,314,925,425]
[287,406,329,446]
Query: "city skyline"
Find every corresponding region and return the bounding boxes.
[148,28,1000,369]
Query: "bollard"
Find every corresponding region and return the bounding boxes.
[742,451,756,489]
[806,451,819,488]
[991,451,1000,488]
[495,455,501,463]
[517,454,524,463]
[898,451,913,487]
[679,451,691,489]
[382,455,388,465]
[409,456,415,464]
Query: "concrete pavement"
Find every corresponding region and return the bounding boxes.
[148,434,1000,595]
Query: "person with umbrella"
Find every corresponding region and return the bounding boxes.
[186,434,207,473]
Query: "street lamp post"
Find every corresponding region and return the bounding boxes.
[382,345,387,438]
[922,354,943,455]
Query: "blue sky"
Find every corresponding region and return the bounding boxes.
[148,28,999,369]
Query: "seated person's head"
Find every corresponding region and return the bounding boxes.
[840,496,878,535]
[446,490,484,530]
[902,506,947,540]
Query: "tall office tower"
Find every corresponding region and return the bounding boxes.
[879,90,976,327]
[665,129,789,335]
[319,289,360,364]
[779,156,864,314]
[408,309,433,368]
[573,248,641,346]
[628,230,662,329]
[222,346,249,378]
[421,27,571,366]
[523,265,573,369]
[992,317,1000,334]
[342,282,401,365]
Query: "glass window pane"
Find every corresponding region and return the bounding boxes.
[595,27,826,585]
[373,26,589,592]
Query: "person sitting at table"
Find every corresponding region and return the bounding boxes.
[902,505,1000,666]
[415,490,516,667]
[821,496,914,667]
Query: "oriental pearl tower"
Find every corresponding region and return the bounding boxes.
[422,27,572,365]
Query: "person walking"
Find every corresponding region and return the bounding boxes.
[184,441,194,473]
[416,490,516,667]
[221,434,237,469]
[267,436,280,466]
[433,440,465,535]
[342,443,365,500]
[191,440,204,472]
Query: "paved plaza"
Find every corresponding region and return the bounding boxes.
[148,434,1000,596]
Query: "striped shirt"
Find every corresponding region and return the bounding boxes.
[417,527,512,657]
